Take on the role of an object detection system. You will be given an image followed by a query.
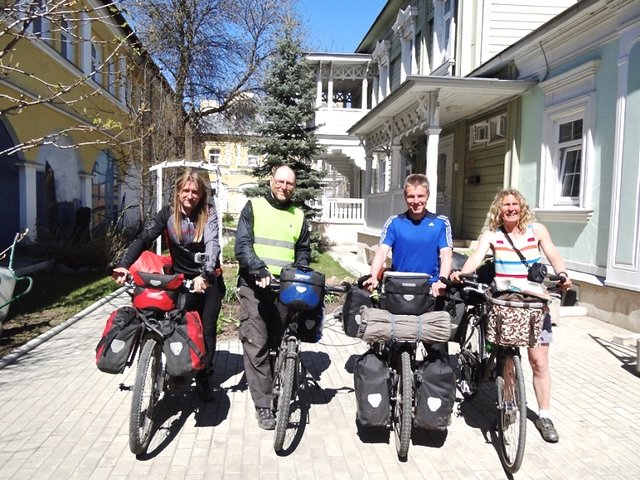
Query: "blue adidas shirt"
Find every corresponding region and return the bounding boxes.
[380,211,453,283]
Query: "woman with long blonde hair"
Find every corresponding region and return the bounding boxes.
[452,188,572,443]
[113,169,224,401]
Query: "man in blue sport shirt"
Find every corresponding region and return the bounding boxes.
[364,173,453,297]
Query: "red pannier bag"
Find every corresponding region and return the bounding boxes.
[96,306,140,374]
[162,310,206,377]
[129,251,184,312]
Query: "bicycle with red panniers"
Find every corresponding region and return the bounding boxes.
[99,251,207,455]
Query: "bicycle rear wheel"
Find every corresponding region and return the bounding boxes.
[273,338,298,452]
[457,312,483,400]
[497,350,526,473]
[129,337,165,455]
[393,350,413,459]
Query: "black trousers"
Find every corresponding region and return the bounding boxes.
[184,276,225,383]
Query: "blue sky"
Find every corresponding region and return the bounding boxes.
[297,0,388,53]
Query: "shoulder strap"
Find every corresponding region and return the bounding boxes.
[501,228,530,268]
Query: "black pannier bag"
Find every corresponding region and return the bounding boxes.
[342,286,373,337]
[445,286,466,342]
[96,306,140,374]
[278,265,325,310]
[353,350,391,427]
[295,304,324,343]
[380,271,434,315]
[414,352,456,430]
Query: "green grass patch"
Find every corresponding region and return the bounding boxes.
[9,272,118,318]
[222,238,235,263]
[311,252,353,280]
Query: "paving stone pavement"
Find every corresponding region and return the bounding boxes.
[1,290,639,480]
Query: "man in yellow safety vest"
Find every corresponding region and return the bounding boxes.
[234,164,311,430]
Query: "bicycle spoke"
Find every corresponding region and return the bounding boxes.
[497,351,527,474]
[274,338,298,452]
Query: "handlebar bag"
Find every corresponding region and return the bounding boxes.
[357,307,451,344]
[130,253,184,312]
[96,306,140,374]
[485,290,547,347]
[353,350,391,427]
[380,272,434,315]
[131,271,184,290]
[132,284,180,311]
[162,310,206,377]
[278,266,325,310]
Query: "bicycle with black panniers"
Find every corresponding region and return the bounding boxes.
[99,251,209,456]
[264,264,348,453]
[452,272,562,474]
[346,271,454,460]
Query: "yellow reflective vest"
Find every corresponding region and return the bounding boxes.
[251,197,305,276]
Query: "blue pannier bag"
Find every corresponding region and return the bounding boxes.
[278,265,325,310]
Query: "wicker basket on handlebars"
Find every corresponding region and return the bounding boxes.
[485,290,548,347]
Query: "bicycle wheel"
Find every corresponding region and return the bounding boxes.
[129,337,164,455]
[273,338,297,452]
[497,350,527,473]
[457,312,483,399]
[393,350,413,459]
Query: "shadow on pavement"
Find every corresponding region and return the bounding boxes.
[589,334,639,377]
[138,392,198,460]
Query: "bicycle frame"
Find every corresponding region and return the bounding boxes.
[121,275,200,456]
[455,274,547,474]
[269,278,347,452]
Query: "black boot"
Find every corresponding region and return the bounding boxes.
[195,374,217,402]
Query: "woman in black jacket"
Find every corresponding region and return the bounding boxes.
[113,169,224,401]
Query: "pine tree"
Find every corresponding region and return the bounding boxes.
[247,21,325,212]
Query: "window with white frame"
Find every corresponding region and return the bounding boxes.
[557,118,583,202]
[107,57,117,95]
[208,148,221,164]
[60,16,75,64]
[91,41,103,85]
[539,60,598,215]
[433,0,455,70]
[30,0,49,40]
[247,151,259,167]
[544,109,587,207]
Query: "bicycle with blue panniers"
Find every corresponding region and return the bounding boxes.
[265,264,348,452]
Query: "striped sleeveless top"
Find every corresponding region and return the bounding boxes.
[493,225,541,279]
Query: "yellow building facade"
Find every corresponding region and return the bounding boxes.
[201,135,262,218]
[0,1,171,247]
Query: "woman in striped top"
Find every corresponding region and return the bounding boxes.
[451,189,572,443]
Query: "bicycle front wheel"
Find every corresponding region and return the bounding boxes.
[497,350,527,473]
[457,312,483,400]
[129,337,165,455]
[393,350,413,459]
[273,338,297,452]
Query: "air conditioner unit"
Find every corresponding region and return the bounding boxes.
[496,115,506,137]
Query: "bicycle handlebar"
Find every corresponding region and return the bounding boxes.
[265,277,350,295]
[115,272,204,294]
